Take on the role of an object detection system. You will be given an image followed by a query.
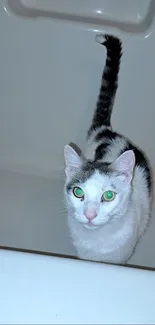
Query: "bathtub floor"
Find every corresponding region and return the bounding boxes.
[0,169,155,268]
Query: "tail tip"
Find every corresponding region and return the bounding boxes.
[95,33,122,49]
[95,33,106,45]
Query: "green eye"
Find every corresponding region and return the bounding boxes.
[102,190,115,202]
[73,187,84,199]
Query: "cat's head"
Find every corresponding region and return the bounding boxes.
[64,145,135,229]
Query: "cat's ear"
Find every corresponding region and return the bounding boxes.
[113,150,135,183]
[64,145,82,179]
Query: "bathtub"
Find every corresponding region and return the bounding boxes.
[0,1,155,322]
[0,248,155,324]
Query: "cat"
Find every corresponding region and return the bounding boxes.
[64,34,152,264]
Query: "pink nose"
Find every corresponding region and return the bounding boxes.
[84,210,97,221]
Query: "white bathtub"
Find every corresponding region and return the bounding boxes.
[1,1,155,323]
[0,4,155,321]
[0,248,155,324]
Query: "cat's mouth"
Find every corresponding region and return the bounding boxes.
[83,223,99,230]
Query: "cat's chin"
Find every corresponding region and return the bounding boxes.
[83,223,99,230]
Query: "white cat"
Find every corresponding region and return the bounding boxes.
[64,34,152,264]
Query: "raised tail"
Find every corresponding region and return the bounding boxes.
[88,34,122,136]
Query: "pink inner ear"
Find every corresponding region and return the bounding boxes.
[64,145,82,179]
[114,150,135,174]
[113,150,135,184]
[65,166,76,179]
[64,145,82,167]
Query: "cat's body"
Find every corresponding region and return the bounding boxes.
[66,133,151,263]
[64,34,152,264]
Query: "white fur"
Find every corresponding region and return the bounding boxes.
[64,139,151,264]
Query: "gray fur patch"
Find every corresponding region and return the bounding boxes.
[66,160,114,191]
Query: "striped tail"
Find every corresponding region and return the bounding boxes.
[88,34,122,136]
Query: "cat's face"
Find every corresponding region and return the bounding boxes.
[64,145,135,229]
